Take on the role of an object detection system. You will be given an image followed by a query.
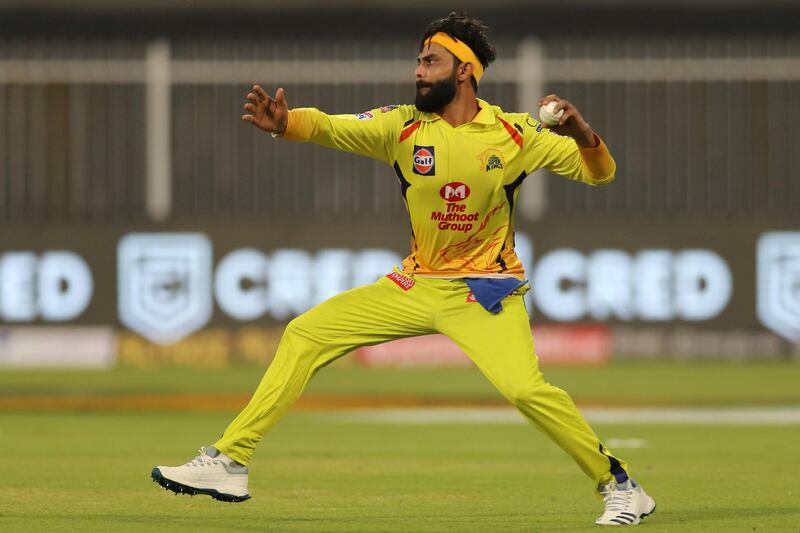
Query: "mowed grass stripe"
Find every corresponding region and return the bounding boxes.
[320,406,800,425]
[0,393,507,412]
[4,394,800,415]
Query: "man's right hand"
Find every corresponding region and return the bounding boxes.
[242,85,289,134]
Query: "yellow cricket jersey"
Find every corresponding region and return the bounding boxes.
[281,98,616,280]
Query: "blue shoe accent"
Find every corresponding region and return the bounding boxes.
[150,467,251,503]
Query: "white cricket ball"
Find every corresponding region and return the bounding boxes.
[539,100,564,126]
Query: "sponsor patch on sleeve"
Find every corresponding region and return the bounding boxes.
[354,111,375,121]
[526,117,544,132]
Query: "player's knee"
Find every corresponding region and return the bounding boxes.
[282,315,327,348]
[283,316,311,340]
[504,383,538,405]
[503,377,551,405]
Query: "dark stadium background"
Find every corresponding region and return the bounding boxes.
[0,2,798,530]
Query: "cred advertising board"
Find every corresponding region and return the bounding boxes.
[0,218,797,352]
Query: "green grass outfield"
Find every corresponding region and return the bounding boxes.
[1,361,799,531]
[0,411,798,532]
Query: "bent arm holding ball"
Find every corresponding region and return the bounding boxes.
[523,94,616,186]
[537,94,598,148]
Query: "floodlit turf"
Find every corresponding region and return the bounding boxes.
[0,411,798,532]
[2,362,799,530]
[1,360,800,406]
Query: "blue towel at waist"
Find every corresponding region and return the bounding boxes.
[463,277,528,314]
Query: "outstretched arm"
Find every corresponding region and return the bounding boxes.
[241,85,404,165]
[242,85,289,135]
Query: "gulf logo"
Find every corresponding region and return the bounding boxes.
[412,145,435,176]
[440,182,470,202]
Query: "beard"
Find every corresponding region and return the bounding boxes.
[414,71,457,113]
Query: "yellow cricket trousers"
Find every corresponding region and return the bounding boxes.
[214,269,629,487]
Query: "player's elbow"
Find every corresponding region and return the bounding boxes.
[580,160,616,186]
[588,169,615,187]
[579,145,616,186]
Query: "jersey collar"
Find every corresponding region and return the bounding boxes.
[419,98,497,125]
[472,98,497,125]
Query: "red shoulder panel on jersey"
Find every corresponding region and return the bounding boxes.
[497,117,523,149]
[399,121,422,143]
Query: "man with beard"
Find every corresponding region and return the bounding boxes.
[152,11,656,527]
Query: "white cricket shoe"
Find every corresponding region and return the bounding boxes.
[151,446,250,502]
[595,479,656,526]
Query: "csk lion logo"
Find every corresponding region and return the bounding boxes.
[486,155,504,171]
[477,149,505,172]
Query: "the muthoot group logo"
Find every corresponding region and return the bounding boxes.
[439,182,470,202]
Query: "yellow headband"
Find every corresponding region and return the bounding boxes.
[425,32,485,84]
